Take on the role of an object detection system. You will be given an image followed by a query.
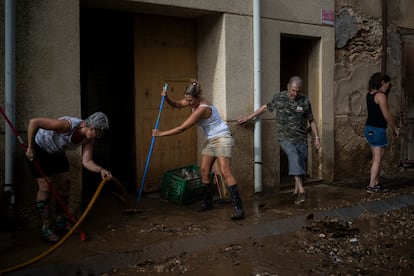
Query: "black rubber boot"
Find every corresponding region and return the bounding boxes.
[36,200,60,242]
[198,183,214,212]
[55,195,69,216]
[36,200,50,226]
[55,195,71,235]
[228,185,245,220]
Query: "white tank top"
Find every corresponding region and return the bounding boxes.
[196,104,230,139]
[35,116,85,154]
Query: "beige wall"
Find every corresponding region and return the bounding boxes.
[389,0,414,29]
[1,0,337,207]
[255,17,335,189]
[0,3,5,189]
[4,0,413,215]
[0,0,81,216]
[337,0,414,29]
[196,1,335,192]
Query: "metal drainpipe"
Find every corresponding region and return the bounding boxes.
[4,0,16,206]
[253,0,262,193]
[381,0,387,74]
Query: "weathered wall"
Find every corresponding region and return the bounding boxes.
[0,4,5,191]
[1,0,336,206]
[0,0,81,220]
[5,0,413,219]
[334,0,414,180]
[196,1,335,193]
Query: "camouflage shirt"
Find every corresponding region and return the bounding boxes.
[266,90,314,144]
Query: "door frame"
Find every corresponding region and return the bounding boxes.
[400,33,414,166]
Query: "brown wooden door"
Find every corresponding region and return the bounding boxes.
[401,35,414,165]
[134,15,197,192]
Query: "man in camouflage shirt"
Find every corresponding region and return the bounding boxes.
[238,76,321,204]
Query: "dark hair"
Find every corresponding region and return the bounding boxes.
[368,72,391,91]
[184,79,202,98]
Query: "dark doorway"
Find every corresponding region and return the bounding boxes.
[279,35,314,186]
[80,7,135,202]
[280,35,311,96]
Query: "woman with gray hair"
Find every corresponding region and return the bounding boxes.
[26,112,112,242]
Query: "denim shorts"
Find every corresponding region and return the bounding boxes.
[364,125,388,147]
[279,140,308,176]
[201,134,234,158]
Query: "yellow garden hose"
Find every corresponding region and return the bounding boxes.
[0,176,128,275]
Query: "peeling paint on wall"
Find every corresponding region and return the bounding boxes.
[335,7,382,73]
[334,2,408,180]
[335,8,358,48]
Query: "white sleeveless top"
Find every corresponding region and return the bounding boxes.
[35,116,85,154]
[195,104,231,139]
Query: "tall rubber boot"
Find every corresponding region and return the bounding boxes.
[228,185,245,220]
[36,200,60,242]
[55,195,71,235]
[36,200,50,227]
[198,183,214,212]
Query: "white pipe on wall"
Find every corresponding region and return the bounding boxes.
[253,0,262,193]
[4,0,16,206]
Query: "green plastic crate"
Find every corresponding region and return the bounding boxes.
[161,165,205,205]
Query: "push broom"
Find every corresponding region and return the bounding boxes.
[124,83,168,214]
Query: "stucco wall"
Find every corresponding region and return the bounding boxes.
[197,1,335,192]
[389,0,414,29]
[0,4,5,190]
[0,0,81,219]
[124,0,333,26]
[334,0,414,180]
[8,0,414,216]
[0,0,336,219]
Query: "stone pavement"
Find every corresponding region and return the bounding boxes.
[1,171,414,275]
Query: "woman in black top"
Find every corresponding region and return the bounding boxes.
[364,72,399,193]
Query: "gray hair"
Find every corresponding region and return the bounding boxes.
[85,112,109,130]
[288,76,303,87]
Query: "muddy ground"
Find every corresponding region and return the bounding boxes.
[1,173,414,275]
[123,207,414,275]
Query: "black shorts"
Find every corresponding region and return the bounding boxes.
[27,143,70,178]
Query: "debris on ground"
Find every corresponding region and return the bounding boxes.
[304,213,360,238]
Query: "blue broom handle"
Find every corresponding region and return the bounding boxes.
[136,83,168,205]
[154,84,168,129]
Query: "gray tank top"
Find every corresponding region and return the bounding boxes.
[35,116,85,154]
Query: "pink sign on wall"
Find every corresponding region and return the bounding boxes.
[321,9,335,26]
